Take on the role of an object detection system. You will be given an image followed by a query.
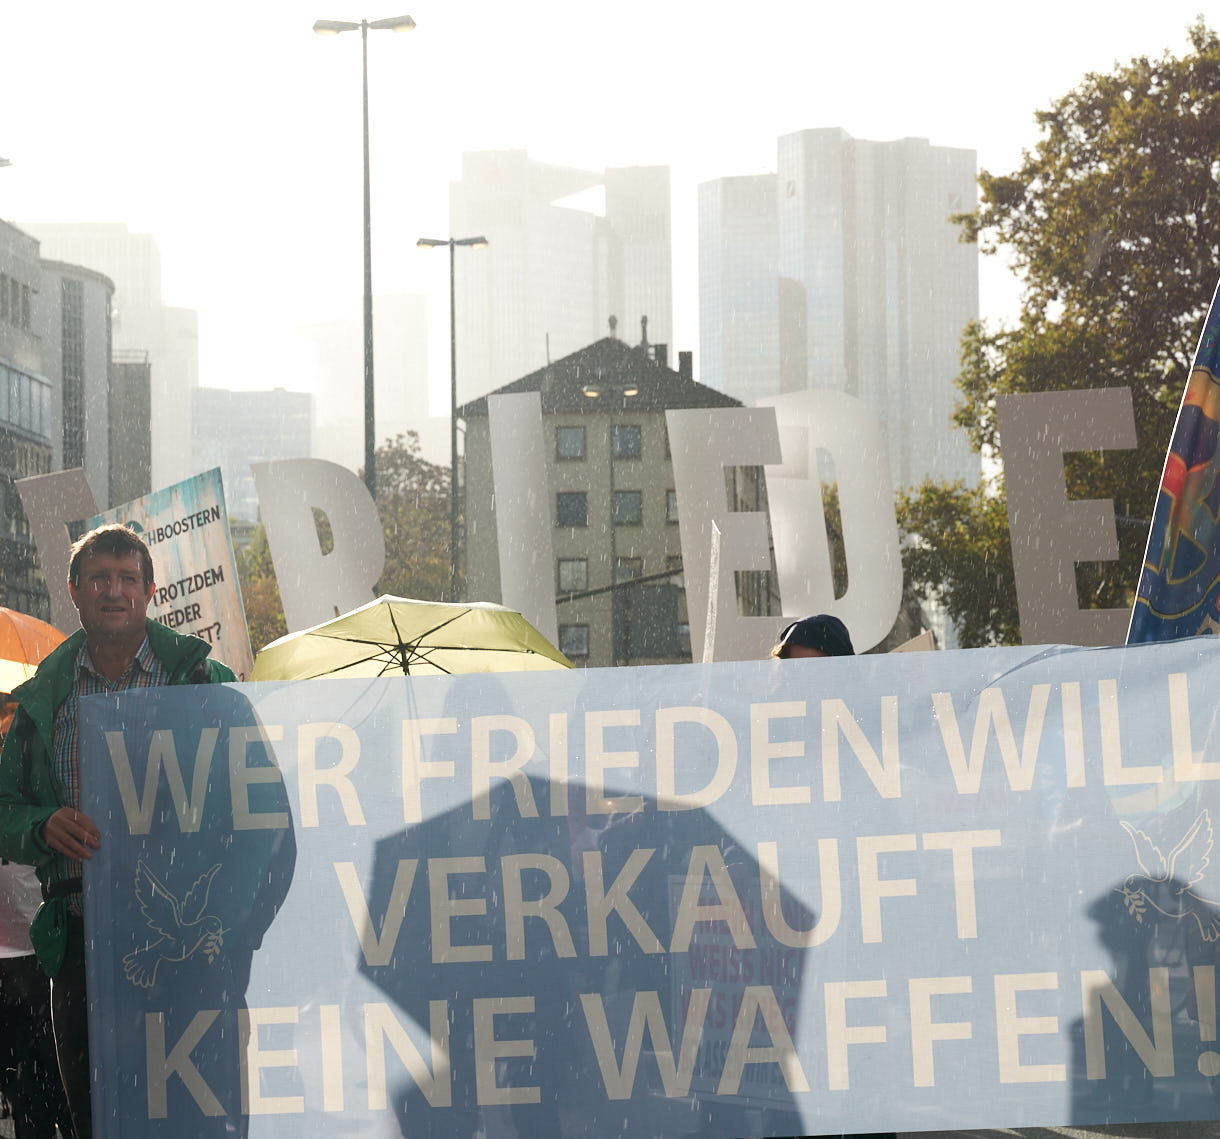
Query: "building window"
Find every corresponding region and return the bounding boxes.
[559,624,589,659]
[612,424,641,459]
[613,490,642,526]
[557,557,588,593]
[556,426,586,460]
[0,274,7,322]
[615,556,642,583]
[556,491,588,528]
[20,284,30,330]
[666,489,679,522]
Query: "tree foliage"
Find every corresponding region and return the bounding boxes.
[236,523,287,655]
[897,479,1019,647]
[371,432,452,602]
[902,21,1220,645]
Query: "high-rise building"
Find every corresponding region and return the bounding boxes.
[302,293,446,469]
[109,351,152,505]
[0,223,142,616]
[698,174,783,405]
[189,387,313,523]
[20,223,200,491]
[0,221,53,618]
[36,261,116,506]
[698,129,979,488]
[449,151,672,404]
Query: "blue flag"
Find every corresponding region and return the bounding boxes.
[1128,277,1220,643]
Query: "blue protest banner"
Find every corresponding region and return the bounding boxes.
[80,640,1220,1136]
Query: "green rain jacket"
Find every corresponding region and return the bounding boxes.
[0,618,236,974]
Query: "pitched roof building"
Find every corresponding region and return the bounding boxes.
[460,328,776,667]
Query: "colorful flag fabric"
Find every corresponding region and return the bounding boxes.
[1128,278,1220,643]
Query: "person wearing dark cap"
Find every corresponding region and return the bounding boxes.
[770,614,897,1139]
[771,613,855,659]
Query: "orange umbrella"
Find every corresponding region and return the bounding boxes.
[0,607,66,695]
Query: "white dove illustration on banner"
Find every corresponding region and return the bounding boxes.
[122,860,227,989]
[1119,809,1220,940]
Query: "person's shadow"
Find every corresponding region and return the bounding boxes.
[360,770,817,1139]
[1067,803,1220,1123]
[82,682,297,1139]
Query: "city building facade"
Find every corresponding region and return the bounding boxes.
[35,261,115,507]
[450,151,673,404]
[109,350,152,505]
[698,174,784,405]
[21,222,199,491]
[189,386,313,522]
[698,128,980,489]
[0,222,53,618]
[461,329,775,668]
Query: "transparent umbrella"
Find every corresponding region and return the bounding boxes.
[250,595,571,680]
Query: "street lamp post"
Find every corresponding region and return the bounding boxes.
[314,14,415,500]
[417,235,487,603]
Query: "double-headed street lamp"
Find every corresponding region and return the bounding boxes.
[417,235,487,603]
[314,14,415,500]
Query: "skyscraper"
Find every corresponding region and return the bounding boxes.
[698,174,782,405]
[20,223,199,491]
[449,151,672,404]
[301,293,444,469]
[698,129,979,488]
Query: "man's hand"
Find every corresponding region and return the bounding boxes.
[42,807,100,861]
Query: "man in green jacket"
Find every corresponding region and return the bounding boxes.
[0,523,235,1139]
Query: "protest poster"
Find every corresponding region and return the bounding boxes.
[93,468,254,679]
[80,638,1220,1136]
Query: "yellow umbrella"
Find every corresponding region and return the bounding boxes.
[251,596,571,681]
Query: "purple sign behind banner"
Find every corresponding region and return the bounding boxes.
[80,640,1220,1136]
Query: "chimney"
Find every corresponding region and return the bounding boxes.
[678,351,693,381]
[653,343,668,369]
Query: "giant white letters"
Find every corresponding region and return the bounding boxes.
[996,388,1137,647]
[15,469,99,633]
[487,394,559,645]
[252,459,385,633]
[760,391,902,652]
[667,408,783,660]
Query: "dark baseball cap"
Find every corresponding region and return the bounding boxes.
[775,614,855,657]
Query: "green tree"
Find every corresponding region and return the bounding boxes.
[371,432,452,602]
[902,21,1220,645]
[236,523,287,654]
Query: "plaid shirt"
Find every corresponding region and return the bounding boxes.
[52,636,168,910]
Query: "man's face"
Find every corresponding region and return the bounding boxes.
[69,551,154,641]
[786,643,828,659]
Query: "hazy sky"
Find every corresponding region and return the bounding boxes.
[1,2,1212,416]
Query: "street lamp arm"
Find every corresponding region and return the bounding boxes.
[369,15,416,30]
[313,19,360,33]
